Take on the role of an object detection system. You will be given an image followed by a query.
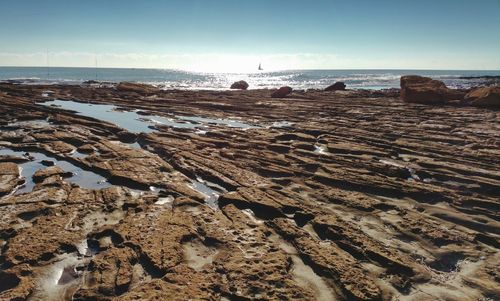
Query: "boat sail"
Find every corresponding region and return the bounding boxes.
[258,63,263,71]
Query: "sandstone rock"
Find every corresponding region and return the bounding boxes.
[49,141,76,154]
[118,274,217,301]
[3,208,83,265]
[1,82,499,300]
[230,80,249,90]
[0,155,28,164]
[116,82,158,94]
[215,204,317,300]
[88,140,193,191]
[75,247,136,297]
[271,218,382,301]
[40,160,55,166]
[311,214,427,279]
[77,144,95,154]
[400,75,464,104]
[271,86,293,98]
[116,130,137,143]
[32,166,72,183]
[464,86,500,108]
[325,81,346,91]
[116,208,195,275]
[0,162,21,196]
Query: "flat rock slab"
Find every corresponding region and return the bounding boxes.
[32,166,73,183]
[0,83,498,301]
[0,162,21,195]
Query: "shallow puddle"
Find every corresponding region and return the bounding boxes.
[30,253,86,301]
[40,100,162,133]
[191,178,226,209]
[241,209,264,225]
[70,150,88,159]
[0,147,110,194]
[430,252,467,273]
[379,158,422,181]
[314,145,328,154]
[39,99,257,133]
[179,115,258,129]
[155,195,175,206]
[6,119,52,129]
[270,121,294,128]
[108,140,143,150]
[182,239,218,271]
[128,142,142,149]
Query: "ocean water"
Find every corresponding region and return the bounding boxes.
[0,67,499,90]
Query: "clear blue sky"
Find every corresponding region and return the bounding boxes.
[1,0,499,71]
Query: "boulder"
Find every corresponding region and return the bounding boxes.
[116,82,158,94]
[83,80,100,85]
[464,86,500,108]
[271,86,293,98]
[40,160,55,167]
[230,81,249,90]
[400,75,464,104]
[325,82,346,91]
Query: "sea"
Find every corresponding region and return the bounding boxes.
[1,67,499,90]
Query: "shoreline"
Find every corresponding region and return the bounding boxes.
[0,79,405,92]
[1,68,500,91]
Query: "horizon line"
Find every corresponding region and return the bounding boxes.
[1,65,499,73]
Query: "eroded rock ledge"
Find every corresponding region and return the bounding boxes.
[0,83,498,301]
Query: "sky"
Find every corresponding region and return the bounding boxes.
[0,0,499,72]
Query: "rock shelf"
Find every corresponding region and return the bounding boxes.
[0,83,498,300]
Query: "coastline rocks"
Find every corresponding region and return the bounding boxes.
[2,83,500,300]
[0,162,21,196]
[325,82,346,91]
[78,144,96,154]
[32,166,73,183]
[40,160,55,167]
[83,80,100,85]
[116,130,137,143]
[400,75,464,104]
[230,80,249,90]
[271,86,293,98]
[464,86,500,108]
[116,82,158,94]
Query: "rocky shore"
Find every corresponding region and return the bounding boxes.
[0,81,498,300]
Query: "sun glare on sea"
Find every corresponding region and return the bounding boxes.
[181,55,271,73]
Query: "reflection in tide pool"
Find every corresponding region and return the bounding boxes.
[271,121,294,128]
[180,116,259,129]
[190,177,227,209]
[0,148,110,195]
[39,99,257,133]
[40,100,167,133]
[314,145,328,155]
[7,119,52,129]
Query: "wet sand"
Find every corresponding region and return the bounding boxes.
[0,83,498,300]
